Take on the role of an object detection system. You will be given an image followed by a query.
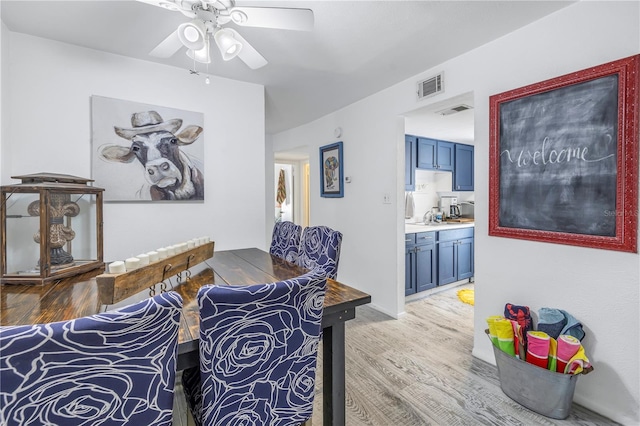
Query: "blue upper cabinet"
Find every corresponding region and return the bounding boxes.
[436,140,454,171]
[417,138,454,171]
[405,135,416,191]
[453,143,474,191]
[417,138,436,169]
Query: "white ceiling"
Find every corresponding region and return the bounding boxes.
[1,0,574,134]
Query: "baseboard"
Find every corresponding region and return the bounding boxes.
[366,302,402,319]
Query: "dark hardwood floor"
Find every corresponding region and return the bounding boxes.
[174,283,618,425]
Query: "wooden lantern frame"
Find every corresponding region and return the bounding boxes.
[1,173,105,285]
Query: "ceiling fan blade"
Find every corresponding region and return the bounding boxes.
[136,0,197,18]
[227,29,268,69]
[149,29,183,58]
[229,7,314,31]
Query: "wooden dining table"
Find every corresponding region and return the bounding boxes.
[0,247,371,426]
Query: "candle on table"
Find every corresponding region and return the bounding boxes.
[166,246,176,256]
[109,261,126,274]
[136,253,150,266]
[178,242,188,253]
[187,240,195,249]
[125,257,140,271]
[147,251,159,262]
[157,248,168,259]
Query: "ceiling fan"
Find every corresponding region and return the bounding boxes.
[139,0,314,69]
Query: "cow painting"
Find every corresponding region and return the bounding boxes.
[99,111,204,201]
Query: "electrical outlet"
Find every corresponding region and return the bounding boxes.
[383,193,391,204]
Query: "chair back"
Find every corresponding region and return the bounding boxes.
[197,271,327,425]
[297,225,343,279]
[269,220,302,263]
[0,292,183,426]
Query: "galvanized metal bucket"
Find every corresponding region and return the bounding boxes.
[486,329,590,419]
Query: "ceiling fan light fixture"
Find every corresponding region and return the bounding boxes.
[186,37,211,64]
[230,10,248,25]
[214,28,243,61]
[177,20,206,50]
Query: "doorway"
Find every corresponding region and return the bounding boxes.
[403,92,476,305]
[274,149,310,228]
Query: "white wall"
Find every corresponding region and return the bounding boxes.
[3,33,266,261]
[270,101,406,318]
[270,2,639,423]
[0,19,8,184]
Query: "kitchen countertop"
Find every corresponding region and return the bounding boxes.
[405,221,474,234]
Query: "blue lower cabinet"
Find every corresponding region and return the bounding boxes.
[437,240,457,286]
[406,229,474,296]
[457,237,474,280]
[405,232,436,295]
[415,242,437,292]
[405,245,416,296]
[437,228,474,285]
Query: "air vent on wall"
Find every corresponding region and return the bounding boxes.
[435,104,473,116]
[417,72,444,100]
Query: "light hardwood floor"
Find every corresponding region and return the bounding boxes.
[174,284,618,425]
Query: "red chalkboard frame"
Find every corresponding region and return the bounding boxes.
[489,54,639,253]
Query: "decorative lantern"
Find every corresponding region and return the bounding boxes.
[1,173,104,285]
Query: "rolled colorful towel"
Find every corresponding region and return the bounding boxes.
[557,334,581,373]
[537,307,567,340]
[526,331,550,369]
[559,310,585,341]
[486,315,503,347]
[565,345,591,374]
[547,337,558,372]
[509,320,525,359]
[504,303,533,345]
[494,317,516,356]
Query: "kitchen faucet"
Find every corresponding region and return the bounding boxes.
[423,211,433,224]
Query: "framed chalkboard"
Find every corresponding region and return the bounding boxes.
[489,55,639,252]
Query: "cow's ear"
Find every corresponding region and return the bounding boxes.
[176,126,203,145]
[100,145,137,163]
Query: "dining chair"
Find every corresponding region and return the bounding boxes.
[297,225,343,279]
[0,291,183,426]
[269,220,303,263]
[182,271,327,426]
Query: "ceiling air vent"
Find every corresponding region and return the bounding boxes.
[417,72,444,100]
[436,104,473,116]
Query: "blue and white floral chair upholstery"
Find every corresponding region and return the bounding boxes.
[0,292,183,426]
[183,271,327,426]
[297,225,343,279]
[269,220,303,263]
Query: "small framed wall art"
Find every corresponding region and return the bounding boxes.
[320,141,344,198]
